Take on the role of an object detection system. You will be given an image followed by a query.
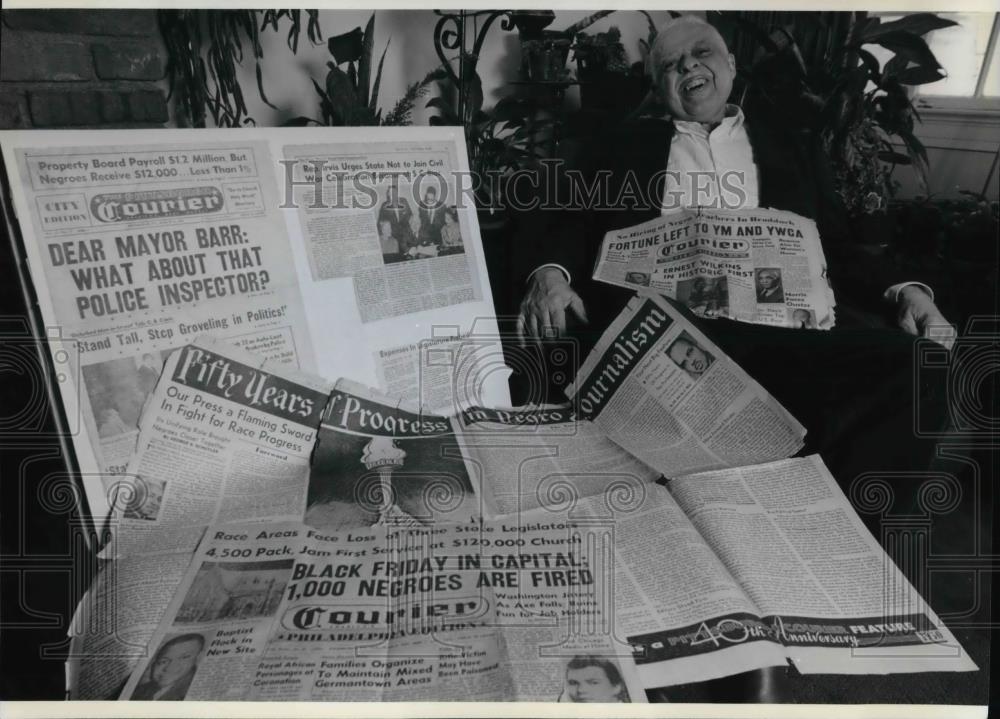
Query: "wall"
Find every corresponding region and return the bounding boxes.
[0,9,169,129]
[892,109,1000,200]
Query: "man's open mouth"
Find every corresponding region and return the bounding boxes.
[681,76,710,95]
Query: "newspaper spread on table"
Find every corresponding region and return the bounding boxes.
[651,455,978,681]
[592,207,836,329]
[116,517,648,702]
[566,293,806,478]
[108,455,975,701]
[451,404,662,516]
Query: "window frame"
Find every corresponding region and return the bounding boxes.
[910,12,1000,114]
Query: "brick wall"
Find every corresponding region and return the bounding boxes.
[0,9,169,129]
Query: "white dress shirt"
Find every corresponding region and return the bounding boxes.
[662,105,758,213]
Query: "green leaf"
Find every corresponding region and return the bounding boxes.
[862,13,958,40]
[868,31,940,70]
[325,64,358,125]
[425,95,451,111]
[856,48,883,83]
[328,27,364,64]
[281,116,321,126]
[897,126,930,188]
[369,39,390,114]
[357,12,376,108]
[255,64,278,110]
[896,65,947,85]
[425,95,460,124]
[882,53,909,82]
[878,150,911,164]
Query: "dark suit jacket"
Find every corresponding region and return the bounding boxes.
[418,201,447,246]
[756,285,785,303]
[516,103,921,339]
[130,670,195,700]
[377,199,415,250]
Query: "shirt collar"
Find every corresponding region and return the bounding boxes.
[672,104,745,138]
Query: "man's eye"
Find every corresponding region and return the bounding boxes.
[695,47,711,57]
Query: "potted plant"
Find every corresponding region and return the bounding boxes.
[282,13,446,128]
[428,62,553,220]
[732,12,957,242]
[572,26,632,111]
[158,9,322,127]
[519,32,574,82]
[516,10,619,83]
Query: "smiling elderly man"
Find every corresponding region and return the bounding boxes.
[512,15,953,703]
[515,14,951,517]
[519,15,951,343]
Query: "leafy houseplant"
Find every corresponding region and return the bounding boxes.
[572,12,658,116]
[572,25,629,77]
[427,58,553,214]
[519,33,574,83]
[818,13,958,216]
[282,13,445,127]
[516,10,618,83]
[159,9,322,127]
[730,12,957,218]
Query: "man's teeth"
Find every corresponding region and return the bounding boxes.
[684,78,708,93]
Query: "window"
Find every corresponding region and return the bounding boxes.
[916,12,998,99]
[866,12,999,111]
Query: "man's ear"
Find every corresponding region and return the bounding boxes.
[727,53,736,73]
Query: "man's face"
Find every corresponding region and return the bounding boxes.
[758,271,778,289]
[424,189,437,204]
[566,665,620,702]
[151,639,200,685]
[653,21,736,124]
[669,339,709,375]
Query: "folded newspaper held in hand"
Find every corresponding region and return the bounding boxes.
[592,207,836,329]
[566,293,806,478]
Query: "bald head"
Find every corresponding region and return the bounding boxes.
[649,15,736,124]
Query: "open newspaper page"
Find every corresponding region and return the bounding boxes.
[305,378,480,530]
[104,336,331,559]
[564,484,790,688]
[592,207,835,329]
[118,519,647,702]
[452,404,661,516]
[667,455,978,675]
[281,130,509,411]
[566,293,805,477]
[1,132,315,532]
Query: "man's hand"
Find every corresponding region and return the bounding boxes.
[517,267,588,344]
[896,285,956,350]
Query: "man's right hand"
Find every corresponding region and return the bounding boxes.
[517,267,588,344]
